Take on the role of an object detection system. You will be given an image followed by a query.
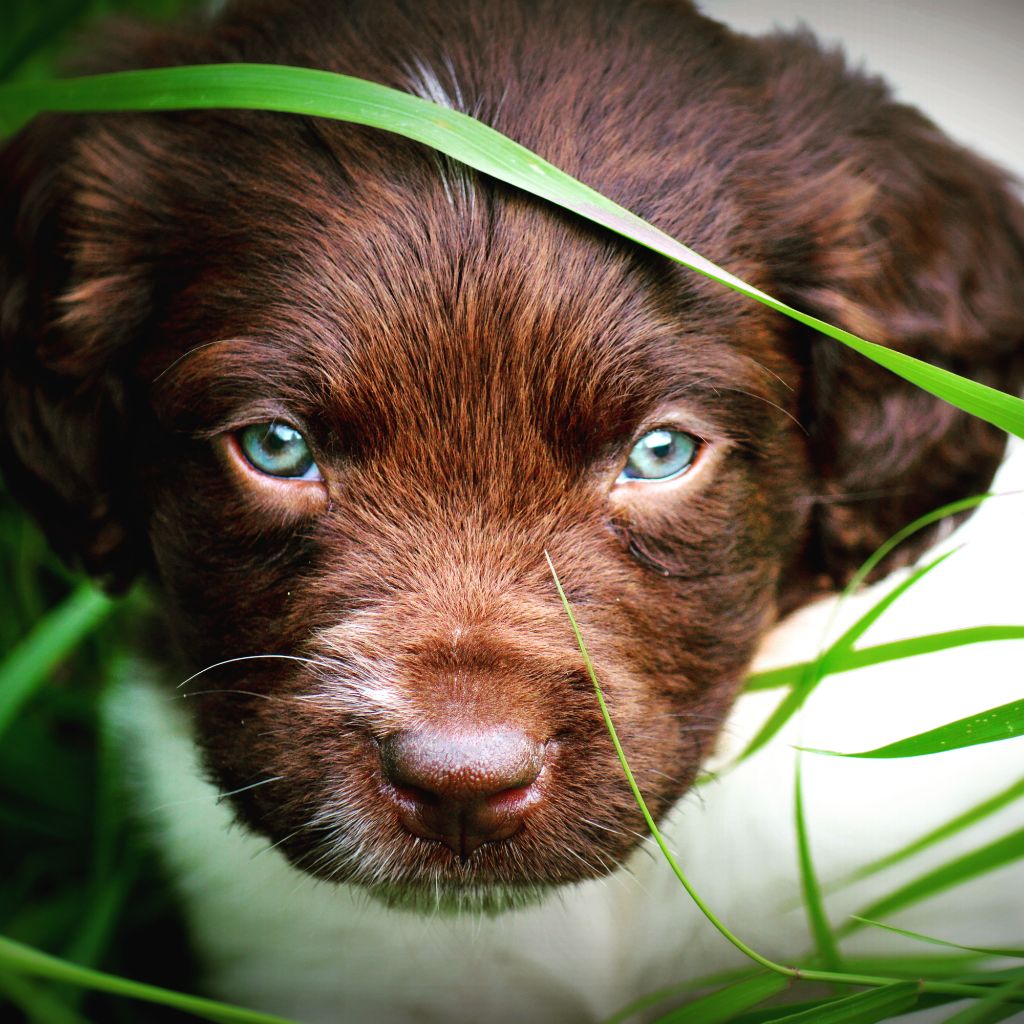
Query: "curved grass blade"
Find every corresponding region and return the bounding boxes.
[652,972,791,1024]
[545,554,1014,1006]
[761,982,918,1024]
[0,584,114,739]
[738,549,958,762]
[795,759,841,969]
[2,65,1023,437]
[0,934,296,1024]
[831,775,1024,891]
[746,626,1024,692]
[604,968,765,1024]
[802,699,1024,759]
[840,827,1024,938]
[941,976,1024,1024]
[850,918,1024,959]
[0,968,90,1024]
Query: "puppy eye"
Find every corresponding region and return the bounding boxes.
[237,423,322,481]
[618,429,698,483]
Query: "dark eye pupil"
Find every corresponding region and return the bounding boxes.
[264,424,300,453]
[644,435,675,462]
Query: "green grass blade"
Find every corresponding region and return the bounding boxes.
[940,976,1024,1024]
[543,552,787,976]
[0,934,296,1024]
[794,759,841,969]
[0,967,90,1024]
[832,776,1024,890]
[545,554,1012,1008]
[746,626,1024,692]
[839,956,988,980]
[652,973,791,1024]
[850,918,1024,959]
[803,698,1024,759]
[838,495,994,601]
[604,968,765,1024]
[2,65,1023,437]
[0,585,114,738]
[760,983,918,1024]
[821,549,961,664]
[738,549,958,762]
[840,828,1024,937]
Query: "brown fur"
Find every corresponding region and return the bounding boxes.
[2,0,1023,909]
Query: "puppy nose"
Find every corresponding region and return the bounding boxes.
[379,728,546,860]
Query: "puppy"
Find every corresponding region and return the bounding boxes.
[2,0,1023,1020]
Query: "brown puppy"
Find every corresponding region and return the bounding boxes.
[2,0,1023,928]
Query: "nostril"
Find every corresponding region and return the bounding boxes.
[379,728,548,858]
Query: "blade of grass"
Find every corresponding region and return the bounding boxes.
[545,553,1018,1006]
[739,549,958,762]
[849,919,1024,959]
[794,758,841,969]
[801,699,1023,759]
[652,972,791,1024]
[2,65,1023,437]
[839,828,1024,938]
[761,982,919,1024]
[604,967,765,1024]
[831,775,1024,890]
[731,993,952,1024]
[0,584,114,738]
[940,977,1024,1024]
[0,968,91,1024]
[746,626,1024,692]
[839,956,988,979]
[838,495,996,601]
[0,934,296,1024]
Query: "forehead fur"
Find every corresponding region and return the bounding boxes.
[60,0,795,412]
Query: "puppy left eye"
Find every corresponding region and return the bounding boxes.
[237,422,322,481]
[618,429,698,483]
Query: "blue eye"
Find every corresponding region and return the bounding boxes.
[618,429,698,483]
[237,422,321,481]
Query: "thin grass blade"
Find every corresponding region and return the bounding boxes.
[802,699,1024,759]
[794,759,841,969]
[652,972,791,1024]
[739,549,958,762]
[831,776,1024,890]
[760,982,918,1024]
[940,977,1024,1024]
[2,66,1023,437]
[0,934,296,1024]
[746,626,1024,692]
[850,918,1024,959]
[840,828,1024,937]
[0,585,114,738]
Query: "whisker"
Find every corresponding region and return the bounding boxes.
[217,776,285,803]
[177,654,316,690]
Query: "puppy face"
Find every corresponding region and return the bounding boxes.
[3,0,1023,910]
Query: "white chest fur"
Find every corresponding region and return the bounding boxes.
[113,443,1024,1024]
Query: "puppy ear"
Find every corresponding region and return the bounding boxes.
[0,17,204,588]
[766,44,1024,593]
[0,113,150,589]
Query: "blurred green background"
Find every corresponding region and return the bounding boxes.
[2,6,204,1023]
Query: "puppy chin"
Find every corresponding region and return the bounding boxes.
[365,880,553,917]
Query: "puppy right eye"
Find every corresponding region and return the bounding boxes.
[237,422,322,481]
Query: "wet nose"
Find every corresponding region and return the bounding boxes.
[379,728,546,860]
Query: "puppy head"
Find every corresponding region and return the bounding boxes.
[3,0,1023,910]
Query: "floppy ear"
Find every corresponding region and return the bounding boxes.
[0,112,149,589]
[0,18,209,588]
[762,37,1024,594]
